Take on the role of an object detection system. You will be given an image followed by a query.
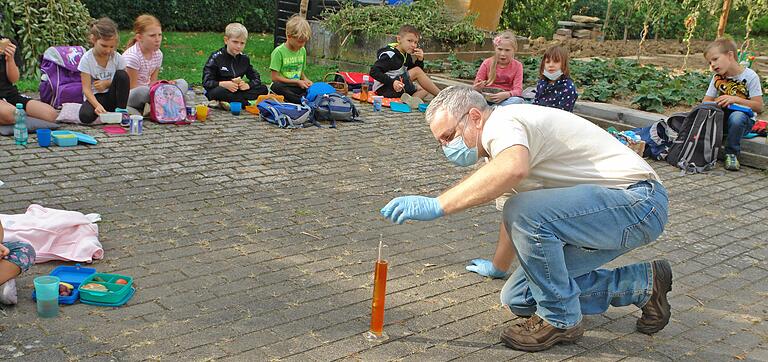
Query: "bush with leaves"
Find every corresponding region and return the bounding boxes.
[80,0,274,33]
[322,0,484,49]
[0,0,91,77]
[500,0,574,38]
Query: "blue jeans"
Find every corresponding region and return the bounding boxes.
[498,96,525,106]
[724,110,754,155]
[500,180,668,329]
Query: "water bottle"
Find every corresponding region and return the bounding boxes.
[185,86,196,121]
[360,75,370,103]
[14,103,27,146]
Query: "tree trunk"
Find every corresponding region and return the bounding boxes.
[717,0,732,38]
[300,0,309,18]
[602,0,612,40]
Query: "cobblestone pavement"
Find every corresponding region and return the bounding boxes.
[0,104,767,362]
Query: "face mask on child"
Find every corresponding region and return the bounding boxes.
[543,70,563,81]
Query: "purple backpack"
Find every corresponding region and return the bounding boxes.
[39,46,86,109]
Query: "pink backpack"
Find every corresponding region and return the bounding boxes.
[149,81,187,123]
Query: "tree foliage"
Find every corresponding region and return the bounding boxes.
[0,0,92,77]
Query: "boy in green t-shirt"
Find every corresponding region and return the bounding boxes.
[270,15,312,104]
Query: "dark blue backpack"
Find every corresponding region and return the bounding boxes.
[629,118,680,160]
[257,99,318,128]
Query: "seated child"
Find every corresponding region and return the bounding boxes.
[124,14,189,115]
[702,38,764,171]
[78,18,131,124]
[0,36,57,125]
[533,45,578,112]
[369,25,440,106]
[203,23,268,109]
[270,15,313,104]
[0,219,36,305]
[473,30,524,106]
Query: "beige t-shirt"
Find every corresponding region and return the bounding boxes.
[482,104,660,195]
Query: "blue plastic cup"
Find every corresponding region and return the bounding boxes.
[36,129,51,147]
[230,102,242,116]
[33,276,60,318]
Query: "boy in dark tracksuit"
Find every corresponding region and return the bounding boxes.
[202,23,267,108]
[369,25,440,102]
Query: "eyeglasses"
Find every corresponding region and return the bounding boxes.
[435,111,471,153]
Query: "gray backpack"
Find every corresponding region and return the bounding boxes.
[666,103,724,174]
[308,93,361,128]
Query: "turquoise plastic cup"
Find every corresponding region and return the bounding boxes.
[33,276,60,318]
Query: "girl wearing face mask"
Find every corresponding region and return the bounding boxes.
[473,30,524,106]
[533,45,578,112]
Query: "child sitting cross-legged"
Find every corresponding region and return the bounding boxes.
[369,25,440,107]
[203,23,268,110]
[473,30,524,106]
[270,15,313,104]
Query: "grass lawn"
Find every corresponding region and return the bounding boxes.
[16,32,337,93]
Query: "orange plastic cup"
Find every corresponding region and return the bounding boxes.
[196,105,209,122]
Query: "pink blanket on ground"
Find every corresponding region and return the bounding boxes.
[1,204,103,263]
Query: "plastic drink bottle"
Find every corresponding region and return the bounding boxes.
[185,86,196,121]
[14,103,27,146]
[360,75,370,102]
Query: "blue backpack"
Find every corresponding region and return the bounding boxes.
[257,99,318,128]
[307,93,361,128]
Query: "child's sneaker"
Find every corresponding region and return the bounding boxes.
[724,154,740,171]
[400,93,423,110]
[218,101,230,111]
[0,279,18,305]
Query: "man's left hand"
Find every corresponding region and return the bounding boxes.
[380,196,444,224]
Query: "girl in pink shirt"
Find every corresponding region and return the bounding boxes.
[473,30,524,106]
[124,15,188,114]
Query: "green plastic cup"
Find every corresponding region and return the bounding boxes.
[33,276,60,318]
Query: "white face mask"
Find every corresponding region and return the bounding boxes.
[543,70,563,81]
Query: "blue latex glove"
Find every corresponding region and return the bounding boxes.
[466,259,507,279]
[380,196,444,224]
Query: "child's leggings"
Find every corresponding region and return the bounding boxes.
[205,85,268,104]
[2,241,35,274]
[270,82,307,104]
[79,70,130,124]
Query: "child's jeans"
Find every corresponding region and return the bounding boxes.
[3,241,35,273]
[205,85,268,105]
[498,96,526,106]
[270,82,307,104]
[724,109,754,156]
[79,70,130,124]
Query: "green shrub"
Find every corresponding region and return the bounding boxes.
[751,15,768,36]
[500,0,574,37]
[0,0,92,77]
[322,0,484,48]
[80,0,274,33]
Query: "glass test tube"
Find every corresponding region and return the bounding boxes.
[369,259,388,336]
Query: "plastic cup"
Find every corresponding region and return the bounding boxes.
[230,102,242,116]
[33,276,60,318]
[373,96,383,112]
[196,105,209,122]
[36,129,51,147]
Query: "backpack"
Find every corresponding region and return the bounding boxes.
[258,98,317,128]
[666,103,724,174]
[39,46,86,109]
[149,81,187,123]
[308,92,361,128]
[628,118,680,160]
[305,82,337,102]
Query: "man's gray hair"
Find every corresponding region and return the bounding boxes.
[425,86,488,124]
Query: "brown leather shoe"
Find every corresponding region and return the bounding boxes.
[637,259,673,335]
[501,315,584,352]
